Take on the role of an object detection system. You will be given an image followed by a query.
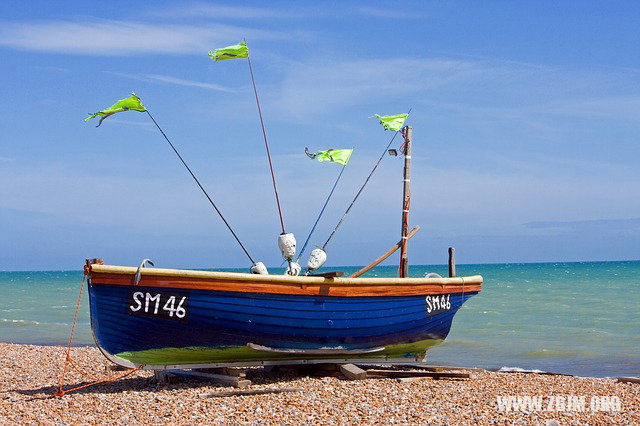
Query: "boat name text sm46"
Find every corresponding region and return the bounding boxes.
[128,291,188,321]
[425,294,451,317]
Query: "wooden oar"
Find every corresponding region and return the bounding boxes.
[349,226,420,278]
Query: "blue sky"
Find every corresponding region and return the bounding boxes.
[1,1,639,271]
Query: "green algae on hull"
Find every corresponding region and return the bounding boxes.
[115,339,444,366]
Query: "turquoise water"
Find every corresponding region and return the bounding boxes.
[1,262,638,377]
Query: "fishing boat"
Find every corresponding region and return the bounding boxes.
[84,123,483,370]
[86,261,482,369]
[80,43,482,371]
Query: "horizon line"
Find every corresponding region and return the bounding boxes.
[2,258,639,273]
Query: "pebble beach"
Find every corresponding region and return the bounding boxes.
[1,343,638,425]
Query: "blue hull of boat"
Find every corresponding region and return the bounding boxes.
[88,280,478,366]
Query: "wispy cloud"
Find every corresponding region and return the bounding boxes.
[153,3,298,19]
[108,71,234,93]
[36,65,70,73]
[529,96,640,121]
[103,118,155,129]
[274,57,507,117]
[355,6,422,19]
[524,218,640,231]
[0,156,14,163]
[272,54,640,131]
[0,19,283,55]
[145,74,234,92]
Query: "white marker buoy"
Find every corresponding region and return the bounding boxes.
[307,248,327,271]
[278,233,297,260]
[250,262,268,275]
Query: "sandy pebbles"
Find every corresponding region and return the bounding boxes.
[0,343,638,424]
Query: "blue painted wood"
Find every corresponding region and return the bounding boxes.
[88,280,478,359]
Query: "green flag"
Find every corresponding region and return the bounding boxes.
[85,93,146,127]
[312,149,353,166]
[208,41,249,61]
[374,113,408,131]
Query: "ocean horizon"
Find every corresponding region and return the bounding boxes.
[2,260,638,378]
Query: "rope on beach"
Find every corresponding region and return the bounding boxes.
[52,273,144,398]
[52,365,144,397]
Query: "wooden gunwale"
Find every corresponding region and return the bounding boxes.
[89,264,482,297]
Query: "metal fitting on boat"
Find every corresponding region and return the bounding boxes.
[277,233,296,260]
[250,261,268,275]
[307,248,327,271]
[134,258,154,285]
[285,261,301,276]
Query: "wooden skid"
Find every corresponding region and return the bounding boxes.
[364,369,471,380]
[203,387,304,398]
[617,377,640,384]
[340,364,367,380]
[155,369,251,388]
[142,357,427,371]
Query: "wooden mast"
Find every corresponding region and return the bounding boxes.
[399,126,412,278]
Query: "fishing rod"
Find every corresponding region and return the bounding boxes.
[242,39,297,274]
[244,39,286,235]
[295,150,351,264]
[145,110,256,265]
[320,110,411,252]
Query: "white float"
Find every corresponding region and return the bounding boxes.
[250,261,268,275]
[278,233,297,260]
[306,248,327,271]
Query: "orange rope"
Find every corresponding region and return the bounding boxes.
[67,356,99,382]
[53,365,144,397]
[53,274,86,396]
[52,272,145,397]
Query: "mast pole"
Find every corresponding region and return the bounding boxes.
[399,126,412,278]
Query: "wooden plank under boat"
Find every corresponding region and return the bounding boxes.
[87,262,482,369]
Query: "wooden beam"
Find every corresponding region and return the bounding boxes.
[448,247,456,278]
[349,226,421,278]
[364,369,470,380]
[617,377,640,384]
[307,271,344,278]
[172,370,251,388]
[340,364,367,380]
[203,387,303,398]
[392,364,485,373]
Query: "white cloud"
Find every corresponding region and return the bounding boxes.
[530,96,640,121]
[102,118,155,129]
[271,55,640,130]
[145,74,235,92]
[107,71,235,93]
[355,7,421,19]
[153,3,298,19]
[274,57,509,117]
[0,19,283,55]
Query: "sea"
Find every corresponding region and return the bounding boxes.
[1,261,638,378]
